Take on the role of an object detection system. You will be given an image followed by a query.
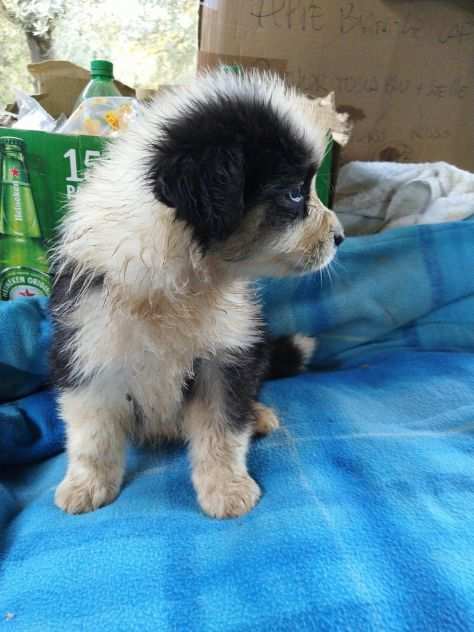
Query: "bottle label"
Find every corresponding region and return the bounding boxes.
[0,266,51,299]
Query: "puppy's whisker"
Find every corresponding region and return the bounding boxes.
[327,263,336,287]
[323,266,331,285]
[329,262,341,283]
[332,258,349,278]
[318,267,323,289]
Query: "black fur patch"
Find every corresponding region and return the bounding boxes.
[49,260,104,390]
[147,91,315,248]
[266,335,305,380]
[219,338,270,431]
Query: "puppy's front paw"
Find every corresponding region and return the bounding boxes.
[55,471,121,515]
[197,474,261,519]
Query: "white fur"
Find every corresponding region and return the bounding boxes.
[55,384,127,513]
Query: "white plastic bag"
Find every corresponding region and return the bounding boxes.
[11,89,58,132]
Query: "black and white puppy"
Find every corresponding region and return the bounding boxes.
[51,70,344,518]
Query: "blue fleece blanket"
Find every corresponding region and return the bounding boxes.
[1,221,474,631]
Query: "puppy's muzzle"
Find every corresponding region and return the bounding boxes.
[298,192,344,271]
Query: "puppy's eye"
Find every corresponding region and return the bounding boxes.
[287,186,303,204]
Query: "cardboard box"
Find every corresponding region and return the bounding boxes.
[198,0,474,171]
[0,128,106,239]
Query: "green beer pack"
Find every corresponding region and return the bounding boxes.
[0,129,106,300]
[0,126,333,301]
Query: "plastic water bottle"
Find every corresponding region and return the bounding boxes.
[74,60,122,110]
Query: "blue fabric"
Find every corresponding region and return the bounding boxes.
[1,221,474,631]
[0,297,63,465]
[0,297,51,401]
[0,390,62,466]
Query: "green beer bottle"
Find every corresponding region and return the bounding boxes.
[0,136,51,299]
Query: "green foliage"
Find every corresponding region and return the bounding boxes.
[0,17,34,107]
[0,0,198,109]
[1,0,64,36]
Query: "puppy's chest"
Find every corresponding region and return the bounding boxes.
[120,292,260,421]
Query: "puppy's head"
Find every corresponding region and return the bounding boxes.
[149,69,343,279]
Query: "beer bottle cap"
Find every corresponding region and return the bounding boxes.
[90,59,114,79]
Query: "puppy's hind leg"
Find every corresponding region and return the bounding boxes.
[253,402,280,436]
[55,380,129,514]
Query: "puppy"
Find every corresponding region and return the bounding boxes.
[51,69,344,518]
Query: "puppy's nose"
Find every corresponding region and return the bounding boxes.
[334,233,345,247]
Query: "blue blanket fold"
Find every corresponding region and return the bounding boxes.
[0,390,63,466]
[0,296,52,402]
[260,221,474,367]
[1,220,474,631]
[0,296,61,465]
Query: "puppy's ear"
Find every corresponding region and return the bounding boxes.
[154,145,245,247]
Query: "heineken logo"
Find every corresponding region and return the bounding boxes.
[12,182,22,221]
[10,167,19,177]
[0,266,51,300]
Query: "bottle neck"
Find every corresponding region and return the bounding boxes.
[91,74,114,81]
[2,149,23,160]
